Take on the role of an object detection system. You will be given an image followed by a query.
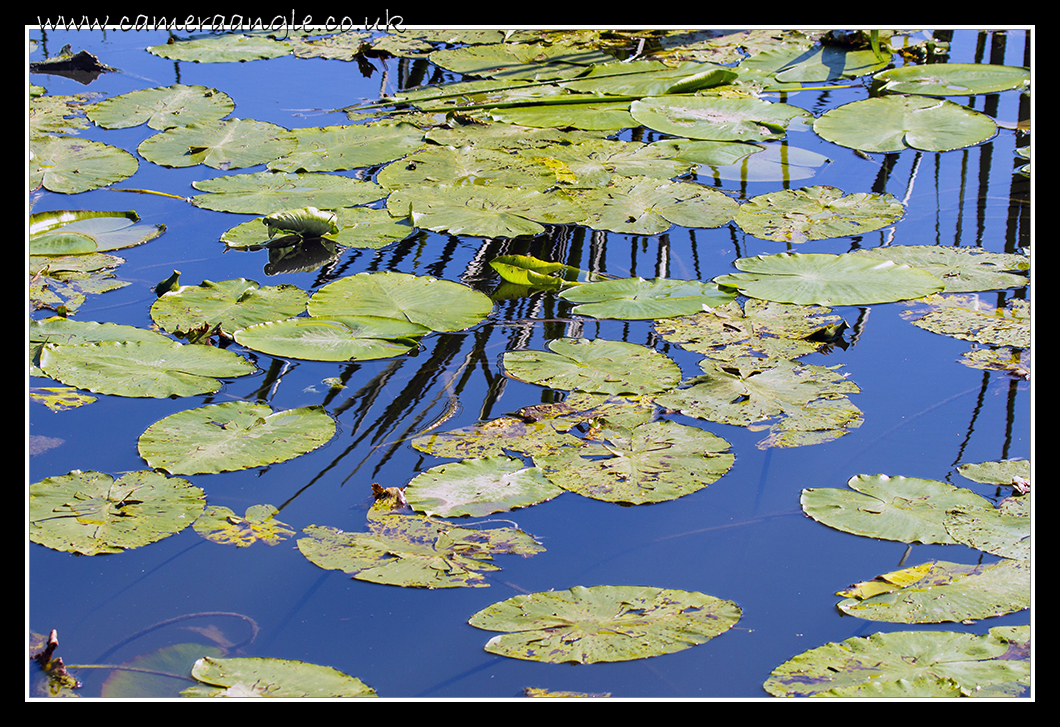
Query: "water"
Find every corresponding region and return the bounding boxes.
[28,27,1031,698]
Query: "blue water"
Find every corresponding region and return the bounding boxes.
[28,27,1031,698]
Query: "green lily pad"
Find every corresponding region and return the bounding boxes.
[377,144,555,191]
[489,254,591,291]
[835,559,1030,623]
[813,95,997,153]
[150,278,309,338]
[900,294,1029,348]
[297,515,544,589]
[534,419,734,504]
[30,93,92,137]
[147,34,292,63]
[503,338,681,396]
[191,171,385,214]
[30,135,138,193]
[429,42,613,81]
[221,206,413,249]
[851,246,1028,293]
[86,84,235,130]
[138,401,336,475]
[38,339,256,398]
[734,186,905,243]
[267,122,425,173]
[522,139,694,188]
[30,210,165,255]
[957,459,1031,487]
[569,176,739,235]
[468,585,742,664]
[138,118,298,170]
[491,99,637,131]
[875,63,1029,96]
[630,95,812,142]
[411,415,584,460]
[404,456,563,518]
[559,277,736,320]
[181,656,375,698]
[307,271,493,332]
[944,505,1030,560]
[800,474,997,545]
[30,470,205,555]
[763,626,1030,697]
[560,60,737,96]
[743,45,888,82]
[714,252,945,306]
[681,142,829,183]
[193,504,295,547]
[386,183,586,238]
[261,206,338,238]
[233,316,427,362]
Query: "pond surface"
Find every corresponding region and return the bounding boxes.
[28,27,1031,698]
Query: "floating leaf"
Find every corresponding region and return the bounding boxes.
[233,316,427,362]
[901,294,1029,348]
[193,504,295,547]
[874,63,1029,96]
[429,42,613,80]
[490,100,637,131]
[850,246,1028,293]
[38,339,256,398]
[534,420,734,504]
[307,271,493,333]
[523,139,694,187]
[835,559,1030,623]
[30,470,205,555]
[654,299,845,363]
[297,516,544,589]
[30,386,96,412]
[138,118,298,170]
[957,459,1031,487]
[261,206,338,238]
[714,252,944,306]
[630,95,812,142]
[181,656,375,698]
[150,278,309,338]
[813,95,997,153]
[191,171,385,215]
[138,401,336,475]
[377,144,554,191]
[743,45,889,82]
[734,186,905,243]
[30,135,138,193]
[30,213,165,256]
[267,122,425,173]
[559,277,736,320]
[569,176,739,235]
[147,34,292,63]
[489,254,590,291]
[405,456,563,518]
[560,60,737,96]
[944,506,1030,560]
[682,142,829,183]
[503,338,681,396]
[763,626,1030,697]
[800,474,997,544]
[412,415,583,459]
[86,84,235,130]
[468,585,741,664]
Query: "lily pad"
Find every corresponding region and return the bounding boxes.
[30,135,138,193]
[138,401,336,475]
[181,656,375,698]
[377,144,555,191]
[534,419,734,504]
[489,254,590,291]
[713,252,945,306]
[800,474,997,544]
[30,210,165,255]
[86,84,235,130]
[874,63,1029,96]
[734,186,905,243]
[503,338,681,396]
[523,139,694,187]
[267,121,425,173]
[851,246,1028,293]
[743,45,889,82]
[835,559,1030,623]
[193,504,295,548]
[30,470,205,555]
[297,516,544,589]
[386,184,586,238]
[305,271,493,334]
[191,171,385,215]
[468,585,741,664]
[429,42,613,81]
[147,34,292,63]
[151,278,309,338]
[763,626,1030,697]
[560,60,738,96]
[233,316,427,362]
[900,294,1029,348]
[813,95,997,153]
[38,339,256,398]
[559,277,736,320]
[412,415,584,460]
[491,100,638,131]
[569,176,739,235]
[404,456,563,518]
[138,118,298,170]
[630,95,812,142]
[683,142,829,183]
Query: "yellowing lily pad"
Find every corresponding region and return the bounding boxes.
[469,585,742,664]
